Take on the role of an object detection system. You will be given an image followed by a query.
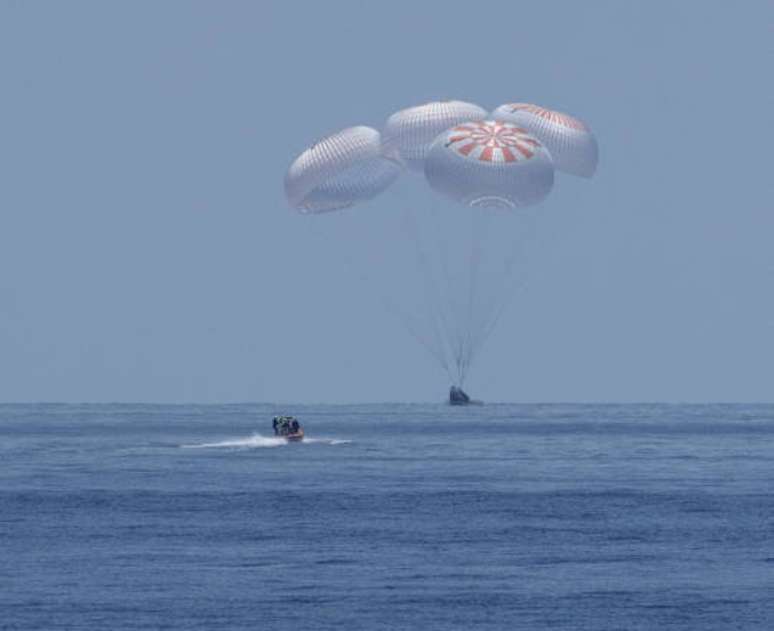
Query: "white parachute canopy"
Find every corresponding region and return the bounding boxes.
[491,103,598,178]
[424,120,554,209]
[382,100,488,172]
[284,125,401,213]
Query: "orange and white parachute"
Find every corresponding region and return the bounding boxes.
[424,120,554,208]
[491,103,598,178]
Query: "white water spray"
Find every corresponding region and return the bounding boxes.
[180,433,351,449]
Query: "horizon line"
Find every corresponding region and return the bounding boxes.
[0,400,772,406]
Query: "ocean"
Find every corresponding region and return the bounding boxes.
[1,403,772,630]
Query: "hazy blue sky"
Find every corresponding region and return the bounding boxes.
[1,1,771,403]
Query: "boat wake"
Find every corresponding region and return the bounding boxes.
[304,437,351,446]
[180,433,350,449]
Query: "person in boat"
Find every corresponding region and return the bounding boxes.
[273,415,301,437]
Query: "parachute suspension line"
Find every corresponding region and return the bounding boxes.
[426,201,461,383]
[459,209,477,385]
[401,205,457,382]
[424,202,467,387]
[412,202,500,388]
[467,211,505,366]
[460,209,492,385]
[382,297,455,384]
[475,210,540,356]
[308,211,456,384]
[385,217,455,384]
[426,202,473,387]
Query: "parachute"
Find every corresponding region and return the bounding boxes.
[284,101,597,390]
[382,100,488,172]
[284,126,401,213]
[491,103,599,178]
[425,120,554,209]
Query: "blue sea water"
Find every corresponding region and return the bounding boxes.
[1,403,772,630]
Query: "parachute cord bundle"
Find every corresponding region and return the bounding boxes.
[397,202,535,387]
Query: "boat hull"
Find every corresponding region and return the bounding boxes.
[284,429,304,442]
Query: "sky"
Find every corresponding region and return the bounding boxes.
[0,0,772,403]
